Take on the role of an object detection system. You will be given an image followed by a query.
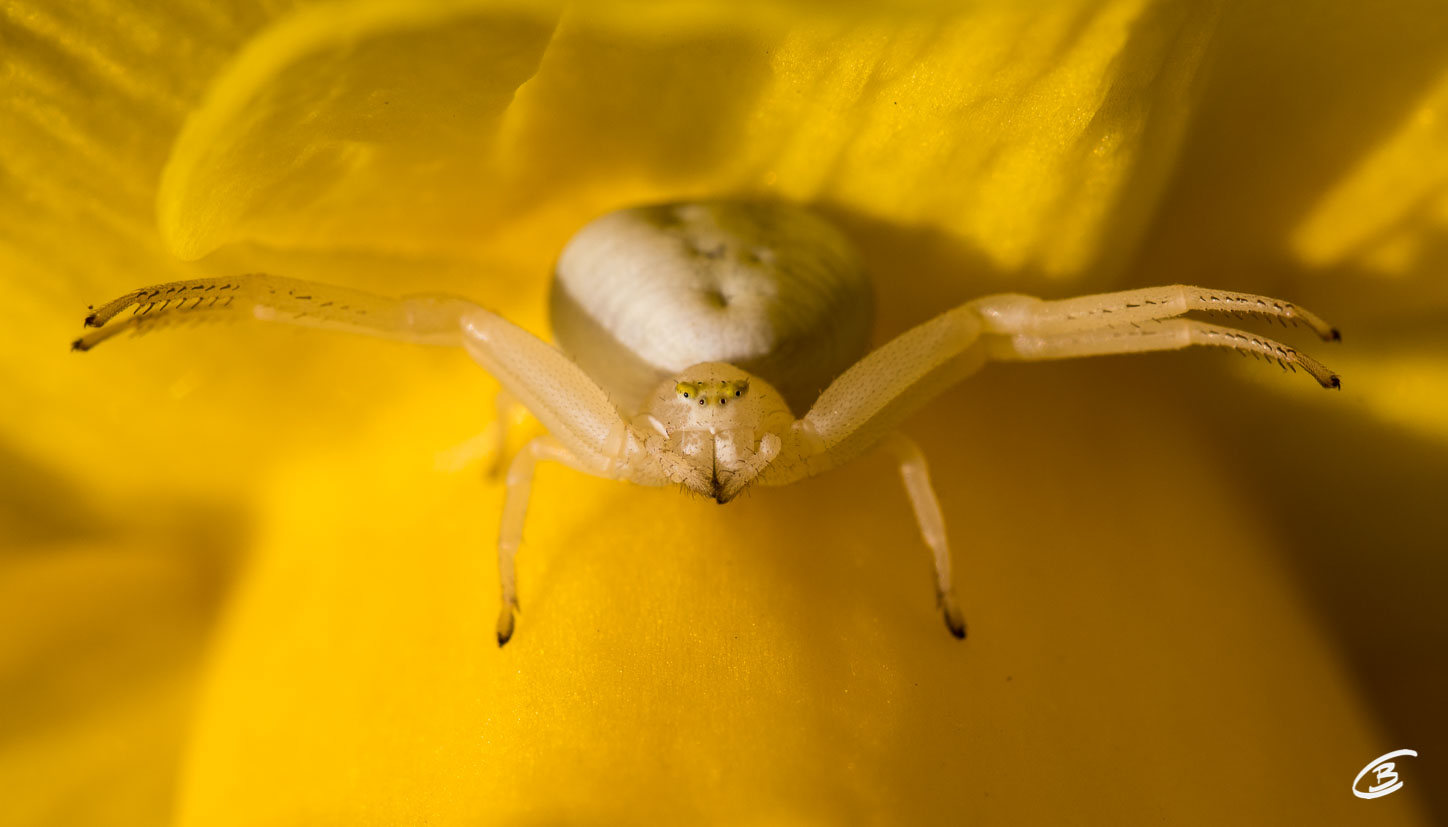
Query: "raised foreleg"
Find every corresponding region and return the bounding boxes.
[74,273,472,350]
[970,286,1340,388]
[79,275,647,647]
[766,284,1339,639]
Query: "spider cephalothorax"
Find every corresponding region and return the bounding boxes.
[644,365,790,504]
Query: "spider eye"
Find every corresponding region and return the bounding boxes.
[719,398,726,405]
[734,390,742,397]
[698,398,706,406]
[682,392,689,398]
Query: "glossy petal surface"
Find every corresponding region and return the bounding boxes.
[1,1,1443,825]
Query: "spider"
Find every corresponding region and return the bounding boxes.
[73,201,1341,646]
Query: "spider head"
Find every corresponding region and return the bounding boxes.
[644,363,793,502]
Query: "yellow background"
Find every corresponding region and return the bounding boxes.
[2,0,1444,824]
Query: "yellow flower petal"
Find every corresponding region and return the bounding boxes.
[0,526,229,826]
[175,366,1421,825]
[3,0,1444,824]
[161,0,1218,279]
[159,0,559,260]
[1292,66,1448,277]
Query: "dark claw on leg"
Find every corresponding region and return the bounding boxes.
[496,603,516,647]
[939,589,967,640]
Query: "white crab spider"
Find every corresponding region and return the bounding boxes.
[74,201,1341,646]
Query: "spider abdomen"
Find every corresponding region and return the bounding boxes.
[550,201,874,415]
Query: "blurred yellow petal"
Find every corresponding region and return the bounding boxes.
[1291,66,1448,277]
[1333,351,1448,445]
[1,4,271,824]
[161,0,1219,279]
[0,477,237,825]
[175,366,1424,825]
[495,0,1220,279]
[1283,62,1448,448]
[3,0,1445,825]
[159,0,559,259]
[1128,5,1448,819]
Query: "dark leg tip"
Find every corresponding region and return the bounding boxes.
[1329,375,1341,390]
[1329,327,1342,342]
[496,603,516,647]
[83,313,99,327]
[70,338,89,352]
[940,591,967,640]
[945,611,967,640]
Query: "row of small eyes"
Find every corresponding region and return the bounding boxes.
[677,380,748,406]
[681,388,745,406]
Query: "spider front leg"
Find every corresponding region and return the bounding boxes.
[77,274,646,647]
[972,285,1341,387]
[73,273,473,350]
[768,284,1339,639]
[1006,284,1340,342]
